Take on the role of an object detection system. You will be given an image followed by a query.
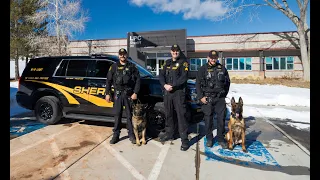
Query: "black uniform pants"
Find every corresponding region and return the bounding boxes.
[164,89,189,143]
[201,97,226,142]
[113,91,134,137]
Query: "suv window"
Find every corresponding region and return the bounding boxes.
[89,60,114,78]
[66,60,90,77]
[55,60,68,76]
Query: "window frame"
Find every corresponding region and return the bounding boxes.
[225,57,252,71]
[53,59,95,78]
[265,56,294,70]
[189,58,208,71]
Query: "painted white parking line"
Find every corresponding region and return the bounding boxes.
[50,140,71,180]
[10,117,36,121]
[148,143,170,180]
[87,127,147,180]
[149,140,163,148]
[10,123,80,157]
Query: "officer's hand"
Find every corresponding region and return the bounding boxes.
[201,97,207,104]
[131,93,137,100]
[164,84,173,91]
[105,95,111,103]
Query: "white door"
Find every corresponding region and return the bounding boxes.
[156,58,165,76]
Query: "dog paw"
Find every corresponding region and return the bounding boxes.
[242,149,248,153]
[136,141,141,146]
[142,140,146,145]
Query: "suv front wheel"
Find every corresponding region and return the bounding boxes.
[34,96,62,125]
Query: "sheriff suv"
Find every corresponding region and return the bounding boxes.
[16,54,203,137]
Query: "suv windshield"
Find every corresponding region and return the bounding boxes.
[128,58,154,78]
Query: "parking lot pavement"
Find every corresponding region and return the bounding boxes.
[10,117,310,180]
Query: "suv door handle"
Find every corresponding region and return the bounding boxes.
[89,83,98,86]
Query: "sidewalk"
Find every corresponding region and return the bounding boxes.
[10,117,310,180]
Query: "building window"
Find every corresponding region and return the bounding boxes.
[225,57,252,70]
[190,58,208,71]
[265,56,294,70]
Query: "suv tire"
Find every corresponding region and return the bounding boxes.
[146,102,166,138]
[34,96,62,125]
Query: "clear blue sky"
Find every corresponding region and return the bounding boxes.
[73,0,310,41]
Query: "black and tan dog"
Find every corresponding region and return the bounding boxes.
[225,97,247,153]
[132,103,148,146]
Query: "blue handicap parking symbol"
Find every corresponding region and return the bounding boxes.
[10,120,47,137]
[204,137,280,167]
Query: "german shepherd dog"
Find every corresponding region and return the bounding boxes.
[225,97,247,153]
[132,102,148,146]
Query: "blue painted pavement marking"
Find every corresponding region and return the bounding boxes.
[10,120,47,137]
[204,137,280,167]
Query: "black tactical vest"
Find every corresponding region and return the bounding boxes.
[114,62,134,90]
[164,59,182,86]
[202,64,226,93]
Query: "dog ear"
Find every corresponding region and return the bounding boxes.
[239,97,243,106]
[231,97,235,105]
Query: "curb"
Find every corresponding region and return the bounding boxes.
[254,107,310,156]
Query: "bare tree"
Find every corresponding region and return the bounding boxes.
[214,0,310,81]
[29,0,89,55]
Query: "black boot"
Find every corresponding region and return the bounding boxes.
[159,133,174,142]
[129,135,136,144]
[218,141,227,149]
[206,137,213,147]
[110,134,120,144]
[180,140,189,151]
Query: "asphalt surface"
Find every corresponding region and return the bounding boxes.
[269,119,310,151]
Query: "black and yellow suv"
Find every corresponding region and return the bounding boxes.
[16,54,203,136]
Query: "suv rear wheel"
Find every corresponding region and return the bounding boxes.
[34,96,62,125]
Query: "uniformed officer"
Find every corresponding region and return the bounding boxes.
[159,44,190,151]
[196,50,230,148]
[105,48,141,144]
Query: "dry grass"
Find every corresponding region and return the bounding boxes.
[231,77,310,89]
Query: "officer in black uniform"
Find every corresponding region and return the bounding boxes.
[196,50,230,148]
[159,44,190,151]
[105,48,141,144]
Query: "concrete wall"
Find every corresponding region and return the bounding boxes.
[68,39,127,56]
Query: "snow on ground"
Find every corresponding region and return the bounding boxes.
[227,83,310,107]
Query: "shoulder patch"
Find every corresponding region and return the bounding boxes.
[217,65,222,69]
[183,62,188,67]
